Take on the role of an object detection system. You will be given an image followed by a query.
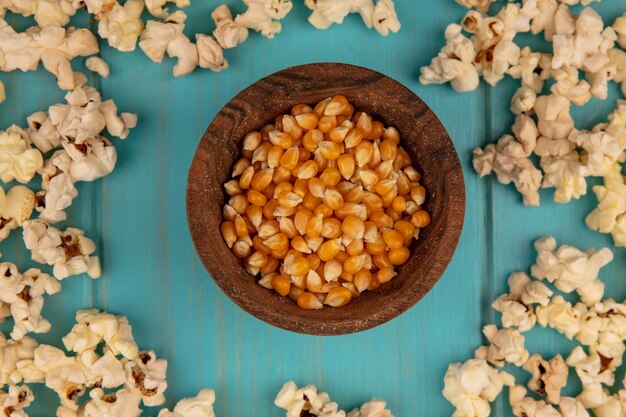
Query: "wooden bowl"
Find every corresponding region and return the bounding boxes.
[187,63,465,335]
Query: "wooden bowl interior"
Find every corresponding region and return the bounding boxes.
[187,63,465,335]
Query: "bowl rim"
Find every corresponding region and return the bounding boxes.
[187,62,466,335]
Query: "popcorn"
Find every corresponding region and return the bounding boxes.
[566,346,616,386]
[275,381,346,417]
[63,136,118,182]
[0,333,39,385]
[551,67,592,106]
[85,57,110,78]
[454,0,498,13]
[0,125,43,184]
[157,389,216,417]
[87,0,145,52]
[511,115,538,155]
[509,385,561,417]
[578,383,610,409]
[473,134,542,206]
[475,324,529,367]
[211,4,248,49]
[372,0,401,37]
[492,272,552,332]
[586,166,626,247]
[124,351,167,406]
[27,111,62,153]
[536,295,582,339]
[145,0,190,18]
[574,130,622,177]
[540,153,587,203]
[196,34,228,72]
[305,0,373,30]
[511,86,537,116]
[36,151,78,223]
[0,185,35,241]
[614,13,626,49]
[508,47,551,93]
[22,220,101,280]
[531,236,612,306]
[0,385,34,417]
[609,48,626,97]
[0,0,81,27]
[442,358,514,417]
[523,354,568,404]
[347,399,393,417]
[83,387,142,417]
[558,397,591,417]
[235,0,293,39]
[534,95,575,141]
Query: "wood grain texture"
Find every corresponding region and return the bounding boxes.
[187,63,465,335]
[0,1,624,416]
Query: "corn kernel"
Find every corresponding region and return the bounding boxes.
[359,169,379,187]
[306,214,323,238]
[267,146,284,168]
[295,113,319,130]
[318,115,337,133]
[318,239,341,261]
[239,166,255,189]
[343,255,365,275]
[394,220,415,242]
[363,221,378,242]
[233,214,248,237]
[251,142,271,164]
[292,103,314,116]
[355,112,373,136]
[243,258,260,276]
[321,218,342,239]
[247,205,263,229]
[389,247,410,265]
[302,129,324,152]
[383,127,400,144]
[273,166,292,184]
[286,256,310,276]
[274,206,298,217]
[279,146,299,170]
[404,166,421,182]
[232,158,251,177]
[306,270,323,292]
[262,199,279,220]
[376,267,396,284]
[294,209,313,235]
[306,235,324,252]
[242,131,262,151]
[291,236,311,254]
[341,215,365,239]
[383,230,404,250]
[412,210,431,228]
[263,232,288,252]
[323,189,344,210]
[344,128,364,148]
[324,95,350,116]
[323,260,342,282]
[278,191,303,208]
[279,217,299,238]
[302,193,322,211]
[224,180,242,196]
[297,160,318,179]
[269,131,293,149]
[324,287,352,307]
[272,274,291,296]
[248,251,269,269]
[379,139,398,161]
[368,121,384,139]
[289,286,305,301]
[293,179,309,198]
[252,235,271,255]
[374,179,396,196]
[381,189,398,208]
[297,292,323,309]
[337,154,356,179]
[411,186,426,205]
[247,189,267,207]
[232,240,251,258]
[313,151,328,173]
[314,203,333,219]
[308,177,326,198]
[320,168,342,186]
[392,196,407,213]
[346,238,364,256]
[370,211,394,229]
[354,269,372,292]
[345,185,364,203]
[281,115,303,140]
[365,234,386,255]
[221,222,237,248]
[314,97,331,117]
[261,256,279,275]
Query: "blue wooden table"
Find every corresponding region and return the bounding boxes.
[1,1,626,416]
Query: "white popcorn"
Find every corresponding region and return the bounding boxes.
[573,130,622,177]
[492,272,552,332]
[125,351,168,407]
[534,94,575,140]
[536,295,582,339]
[347,399,393,417]
[36,151,78,223]
[419,24,479,93]
[275,381,347,417]
[305,0,372,30]
[0,0,81,27]
[511,115,538,155]
[609,48,626,97]
[523,354,568,403]
[511,86,537,115]
[63,136,117,182]
[0,185,35,241]
[551,67,592,106]
[88,0,145,52]
[587,166,626,247]
[85,57,110,78]
[22,220,101,280]
[0,384,34,417]
[157,389,216,417]
[212,4,248,49]
[509,385,561,417]
[475,324,529,367]
[531,236,612,305]
[196,34,228,72]
[508,47,551,93]
[539,153,587,203]
[473,134,542,206]
[81,350,126,388]
[27,111,62,153]
[454,0,498,13]
[443,358,514,417]
[0,332,39,385]
[235,0,293,39]
[372,0,400,37]
[0,125,43,184]
[614,14,626,49]
[83,387,142,417]
[578,382,610,409]
[566,346,616,386]
[559,397,590,417]
[145,0,189,18]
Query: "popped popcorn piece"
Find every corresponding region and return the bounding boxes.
[0,20,98,90]
[27,111,62,153]
[275,381,347,417]
[473,134,542,206]
[558,397,590,417]
[551,67,592,106]
[80,350,126,388]
[609,48,626,97]
[372,0,401,37]
[511,115,539,155]
[523,354,568,403]
[0,332,39,385]
[475,324,529,367]
[305,0,373,30]
[145,0,190,18]
[36,151,78,223]
[454,0,498,13]
[419,24,479,92]
[34,344,88,410]
[442,358,514,417]
[347,399,393,417]
[531,236,612,305]
[492,272,552,332]
[212,4,248,49]
[0,185,35,241]
[586,166,626,247]
[574,130,622,177]
[196,34,228,72]
[0,0,81,27]
[0,385,34,417]
[578,382,610,409]
[157,389,216,417]
[235,0,293,39]
[83,387,142,417]
[540,152,588,203]
[87,0,145,52]
[536,295,582,339]
[508,47,552,93]
[509,385,561,417]
[63,136,117,182]
[566,346,616,386]
[511,86,537,115]
[0,125,43,184]
[125,351,167,406]
[85,57,110,78]
[534,94,575,141]
[22,220,101,280]
[612,13,626,50]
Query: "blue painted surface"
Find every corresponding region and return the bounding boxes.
[1,1,625,416]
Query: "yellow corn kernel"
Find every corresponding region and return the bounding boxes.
[389,247,410,266]
[334,202,367,221]
[381,189,398,208]
[307,177,325,199]
[328,126,349,143]
[368,121,384,139]
[307,253,321,270]
[232,213,247,237]
[318,239,341,261]
[272,274,291,296]
[346,238,364,256]
[246,205,263,229]
[398,148,412,169]
[383,229,404,250]
[224,180,242,196]
[337,154,356,180]
[324,260,342,281]
[344,128,364,148]
[359,169,379,188]
[293,179,309,198]
[313,204,332,221]
[288,256,311,276]
[374,179,397,196]
[341,214,365,239]
[306,270,323,293]
[289,286,304,301]
[252,235,271,255]
[370,211,394,229]
[373,254,392,270]
[319,168,341,187]
[343,255,365,275]
[306,236,324,253]
[247,189,267,207]
[411,185,426,205]
[297,292,323,309]
[375,160,394,180]
[272,166,292,184]
[323,189,344,210]
[354,269,372,292]
[412,210,431,228]
[392,196,407,213]
[295,113,319,130]
[376,267,396,284]
[262,183,276,199]
[341,184,363,203]
[279,146,299,171]
[267,146,284,168]
[278,191,303,208]
[371,142,382,166]
[243,258,260,276]
[248,251,269,269]
[396,173,411,195]
[363,222,378,242]
[324,95,350,116]
[281,115,303,140]
[313,151,328,173]
[314,97,331,117]
[383,126,400,144]
[302,193,322,211]
[262,199,279,220]
[289,274,306,290]
[221,221,237,248]
[232,240,251,258]
[362,192,383,212]
[274,206,298,217]
[318,115,337,134]
[231,158,251,177]
[306,214,324,238]
[394,220,416,241]
[291,236,312,254]
[324,287,352,307]
[302,129,324,152]
[242,131,262,151]
[239,166,255,189]
[297,160,318,179]
[335,180,355,195]
[261,256,279,275]
[365,234,386,255]
[355,112,373,137]
[279,217,299,238]
[321,218,342,239]
[258,220,279,238]
[379,139,398,161]
[273,183,293,199]
[318,142,342,162]
[294,209,313,235]
[251,142,272,164]
[404,166,421,182]
[263,232,288,252]
[268,131,293,149]
[292,103,314,116]
[386,207,402,223]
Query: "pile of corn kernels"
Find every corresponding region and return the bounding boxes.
[221,95,430,310]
